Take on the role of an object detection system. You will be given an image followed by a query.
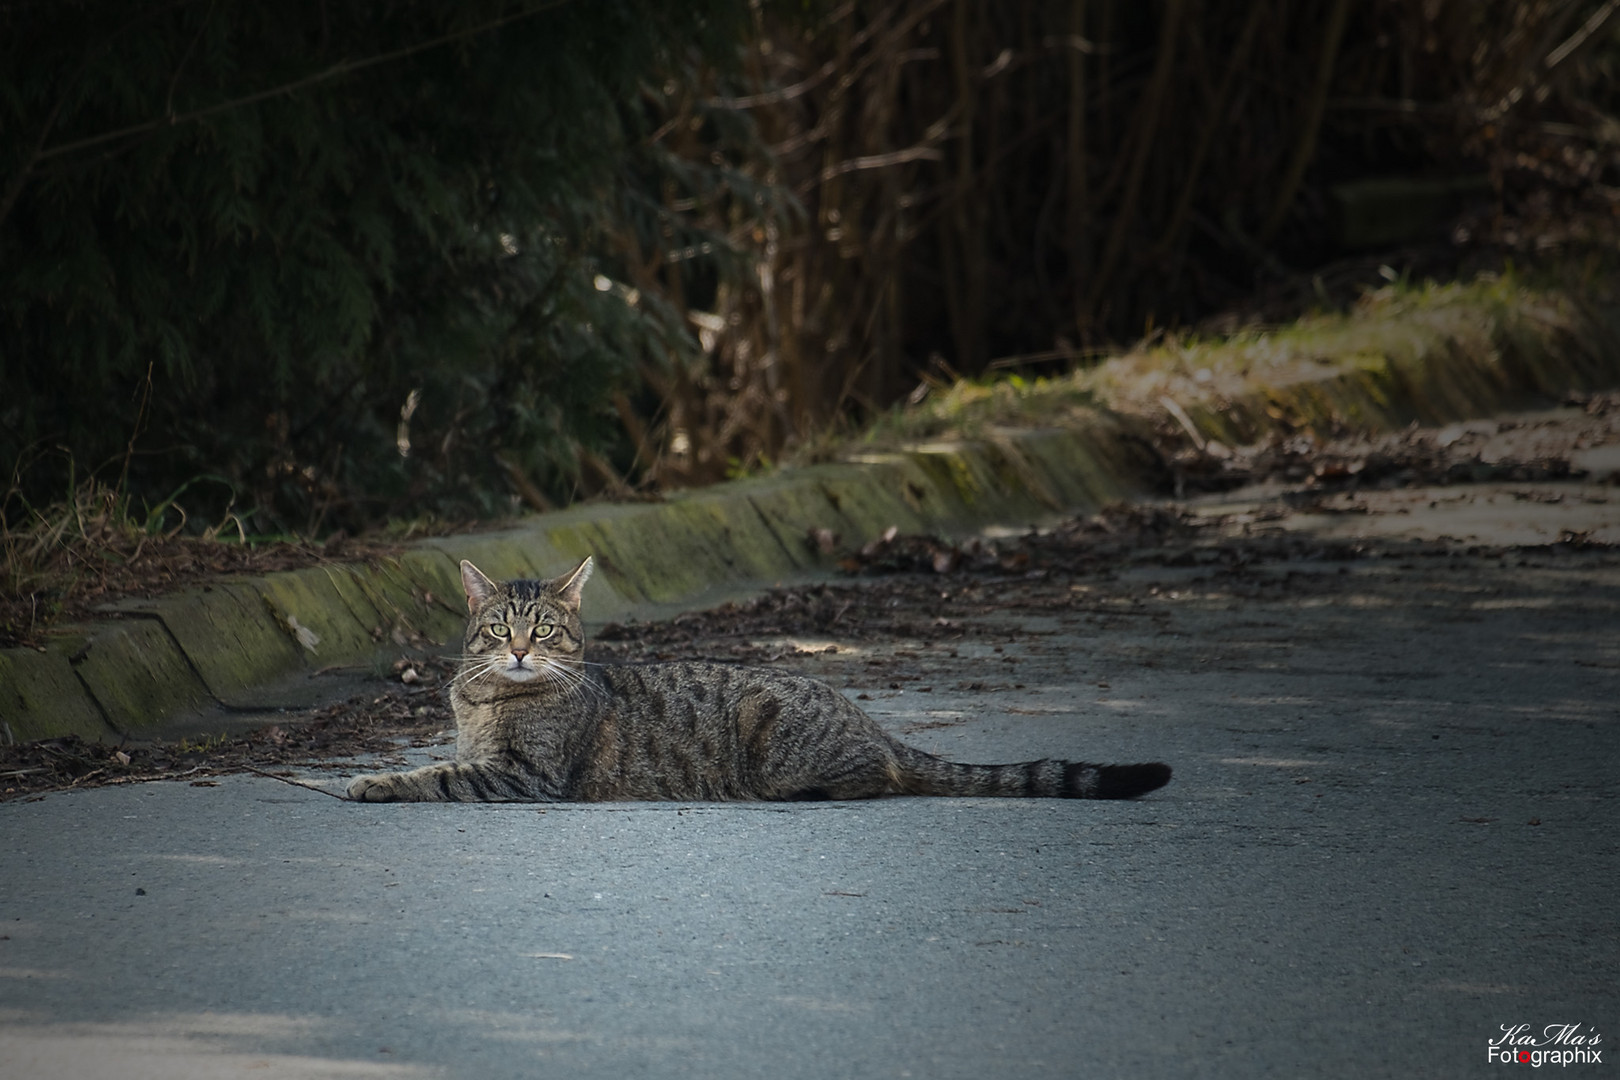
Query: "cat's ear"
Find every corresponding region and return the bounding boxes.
[460,560,499,613]
[554,556,593,612]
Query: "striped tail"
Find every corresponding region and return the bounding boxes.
[893,744,1171,799]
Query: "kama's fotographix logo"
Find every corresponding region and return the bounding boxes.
[1488,1024,1605,1067]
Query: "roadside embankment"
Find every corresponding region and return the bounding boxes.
[3,275,1616,744]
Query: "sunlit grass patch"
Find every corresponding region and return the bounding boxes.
[859,371,1102,447]
[849,269,1605,453]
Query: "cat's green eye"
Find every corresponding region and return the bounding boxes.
[487,622,511,639]
[535,622,555,639]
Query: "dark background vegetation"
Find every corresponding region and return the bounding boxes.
[3,0,1618,546]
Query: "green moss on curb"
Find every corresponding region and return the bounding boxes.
[730,474,867,565]
[117,584,307,707]
[0,641,112,744]
[72,618,213,735]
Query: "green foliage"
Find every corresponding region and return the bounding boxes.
[0,0,758,534]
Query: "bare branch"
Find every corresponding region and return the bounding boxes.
[27,0,579,170]
[1260,0,1353,244]
[1545,0,1620,69]
[819,145,945,182]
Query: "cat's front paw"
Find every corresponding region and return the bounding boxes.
[346,773,402,802]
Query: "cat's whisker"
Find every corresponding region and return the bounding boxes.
[455,657,509,689]
[569,668,606,699]
[562,679,607,708]
[545,656,607,685]
[541,661,590,692]
[549,656,607,670]
[452,655,496,679]
[538,658,605,705]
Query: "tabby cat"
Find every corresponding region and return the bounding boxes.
[345,558,1172,803]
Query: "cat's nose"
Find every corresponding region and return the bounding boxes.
[509,646,528,661]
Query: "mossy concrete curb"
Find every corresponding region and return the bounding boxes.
[1088,284,1620,450]
[3,289,1616,745]
[0,410,1159,744]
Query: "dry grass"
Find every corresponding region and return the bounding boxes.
[0,474,400,648]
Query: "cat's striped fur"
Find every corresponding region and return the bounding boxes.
[345,558,1172,803]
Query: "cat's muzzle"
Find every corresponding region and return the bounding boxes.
[501,656,541,682]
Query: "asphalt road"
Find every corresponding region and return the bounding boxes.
[3,472,1618,1078]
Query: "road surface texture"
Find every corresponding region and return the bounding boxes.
[3,402,1618,1079]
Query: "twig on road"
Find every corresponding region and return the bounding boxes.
[241,762,349,800]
